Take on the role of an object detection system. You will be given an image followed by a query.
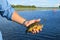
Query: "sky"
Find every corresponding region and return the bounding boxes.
[8,0,60,7]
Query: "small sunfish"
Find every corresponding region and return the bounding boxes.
[26,22,43,33]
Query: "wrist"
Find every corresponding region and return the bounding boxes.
[23,20,27,25]
[23,20,26,24]
[23,20,29,27]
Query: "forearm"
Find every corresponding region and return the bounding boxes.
[11,11,26,24]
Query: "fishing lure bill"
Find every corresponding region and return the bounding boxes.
[26,22,43,33]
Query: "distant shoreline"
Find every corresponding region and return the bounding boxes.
[11,5,60,11]
[14,7,60,11]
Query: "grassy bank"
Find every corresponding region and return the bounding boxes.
[13,7,60,11]
[11,5,60,11]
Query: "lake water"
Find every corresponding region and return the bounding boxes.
[0,10,60,40]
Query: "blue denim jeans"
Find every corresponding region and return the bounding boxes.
[0,31,3,40]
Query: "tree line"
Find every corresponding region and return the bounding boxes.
[11,5,36,8]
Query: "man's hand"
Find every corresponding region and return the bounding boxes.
[12,12,42,34]
[24,19,42,34]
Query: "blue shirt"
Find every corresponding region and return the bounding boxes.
[0,0,14,20]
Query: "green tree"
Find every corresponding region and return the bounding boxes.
[11,5,36,8]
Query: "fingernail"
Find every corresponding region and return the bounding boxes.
[40,29,42,31]
[37,31,39,33]
[32,32,35,34]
